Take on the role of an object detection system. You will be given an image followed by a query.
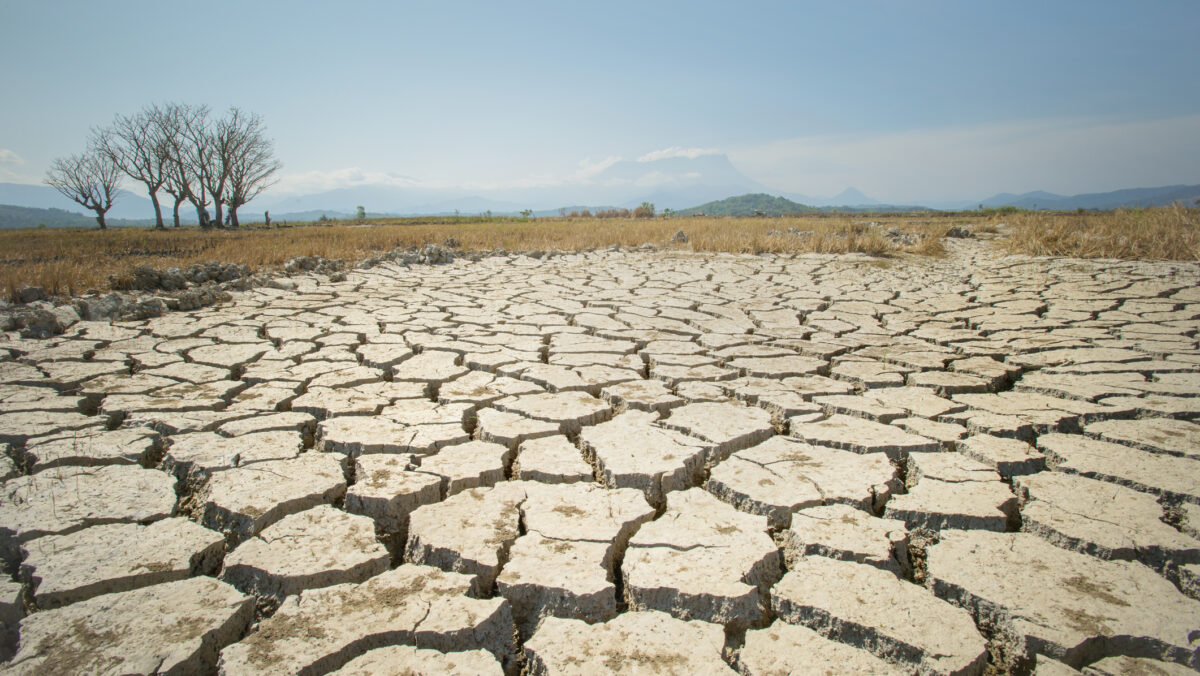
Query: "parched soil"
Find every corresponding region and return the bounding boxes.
[1,235,1199,674]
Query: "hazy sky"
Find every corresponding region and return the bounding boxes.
[2,0,1198,202]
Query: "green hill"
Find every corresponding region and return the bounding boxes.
[677,193,819,216]
[0,204,100,229]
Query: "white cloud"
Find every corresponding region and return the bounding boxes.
[0,149,24,164]
[574,155,622,180]
[637,147,720,162]
[729,115,1200,203]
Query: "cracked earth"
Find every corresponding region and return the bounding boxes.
[2,237,1200,674]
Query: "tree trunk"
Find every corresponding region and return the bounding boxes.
[196,203,210,229]
[172,197,183,227]
[213,199,224,229]
[94,209,107,230]
[229,206,240,228]
[149,189,164,229]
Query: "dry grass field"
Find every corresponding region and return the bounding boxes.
[1004,204,1200,260]
[2,206,1195,301]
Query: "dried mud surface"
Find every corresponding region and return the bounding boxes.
[2,238,1200,674]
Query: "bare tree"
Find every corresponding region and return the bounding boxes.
[44,149,123,230]
[156,102,212,227]
[187,107,241,228]
[94,108,171,229]
[223,109,281,228]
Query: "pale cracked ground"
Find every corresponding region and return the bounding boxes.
[2,238,1200,675]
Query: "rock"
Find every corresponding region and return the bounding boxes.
[220,505,389,601]
[19,518,224,609]
[9,576,253,675]
[523,611,734,675]
[513,435,593,483]
[578,411,711,508]
[772,557,988,675]
[739,621,908,675]
[329,646,504,675]
[0,465,176,569]
[622,487,781,630]
[944,225,973,238]
[217,565,515,675]
[705,436,900,529]
[196,453,347,545]
[1015,471,1200,569]
[928,531,1200,670]
[785,503,909,575]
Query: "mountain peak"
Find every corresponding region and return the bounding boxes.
[831,187,877,205]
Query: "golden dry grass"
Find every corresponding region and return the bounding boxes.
[0,214,963,300]
[1004,205,1200,260]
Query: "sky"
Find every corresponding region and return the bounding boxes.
[2,0,1199,204]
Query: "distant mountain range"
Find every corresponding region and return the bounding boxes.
[977,184,1200,211]
[2,162,1198,228]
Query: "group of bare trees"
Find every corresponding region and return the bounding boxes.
[44,103,280,230]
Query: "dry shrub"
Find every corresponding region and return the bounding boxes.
[1005,205,1200,260]
[0,214,966,299]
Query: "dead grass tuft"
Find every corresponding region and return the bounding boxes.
[1004,205,1200,260]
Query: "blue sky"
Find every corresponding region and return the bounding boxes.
[2,0,1198,202]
